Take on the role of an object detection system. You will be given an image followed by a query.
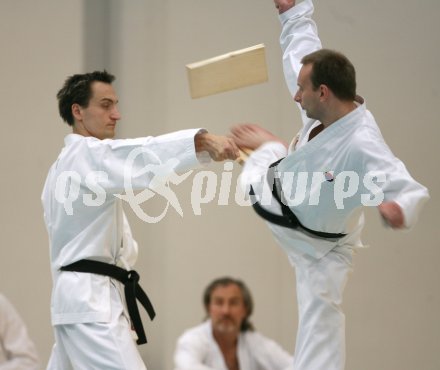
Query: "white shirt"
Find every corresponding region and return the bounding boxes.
[174,321,294,370]
[240,0,429,259]
[42,129,203,325]
[0,294,39,370]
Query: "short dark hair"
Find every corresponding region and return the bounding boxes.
[56,70,115,126]
[203,277,254,331]
[301,49,356,101]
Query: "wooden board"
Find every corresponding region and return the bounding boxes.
[237,147,254,165]
[186,44,268,99]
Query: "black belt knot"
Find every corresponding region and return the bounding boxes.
[60,259,155,345]
[249,158,347,240]
[127,270,139,283]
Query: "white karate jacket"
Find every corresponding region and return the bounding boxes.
[42,129,203,325]
[174,320,294,370]
[241,0,429,259]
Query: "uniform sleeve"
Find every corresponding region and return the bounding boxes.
[356,126,429,229]
[0,296,40,370]
[173,331,216,370]
[279,0,322,100]
[88,128,203,193]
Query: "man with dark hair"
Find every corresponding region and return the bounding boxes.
[202,277,254,332]
[230,1,429,369]
[301,49,356,102]
[56,70,116,127]
[174,277,293,370]
[43,71,239,369]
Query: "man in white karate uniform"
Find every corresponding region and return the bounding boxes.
[174,277,294,370]
[230,1,429,369]
[0,294,40,370]
[43,70,239,369]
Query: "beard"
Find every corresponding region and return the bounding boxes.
[213,317,239,334]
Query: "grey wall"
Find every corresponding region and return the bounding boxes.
[0,1,438,369]
[0,0,83,366]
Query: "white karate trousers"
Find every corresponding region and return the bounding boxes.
[290,246,353,370]
[46,283,147,370]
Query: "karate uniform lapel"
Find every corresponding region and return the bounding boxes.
[279,100,366,174]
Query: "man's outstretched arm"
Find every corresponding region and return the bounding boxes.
[277,0,321,100]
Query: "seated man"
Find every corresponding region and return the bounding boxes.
[174,277,294,370]
[0,293,40,369]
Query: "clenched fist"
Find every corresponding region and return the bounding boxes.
[274,0,296,14]
[195,132,240,161]
[378,201,405,229]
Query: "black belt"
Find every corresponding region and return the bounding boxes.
[249,158,346,240]
[60,259,155,345]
